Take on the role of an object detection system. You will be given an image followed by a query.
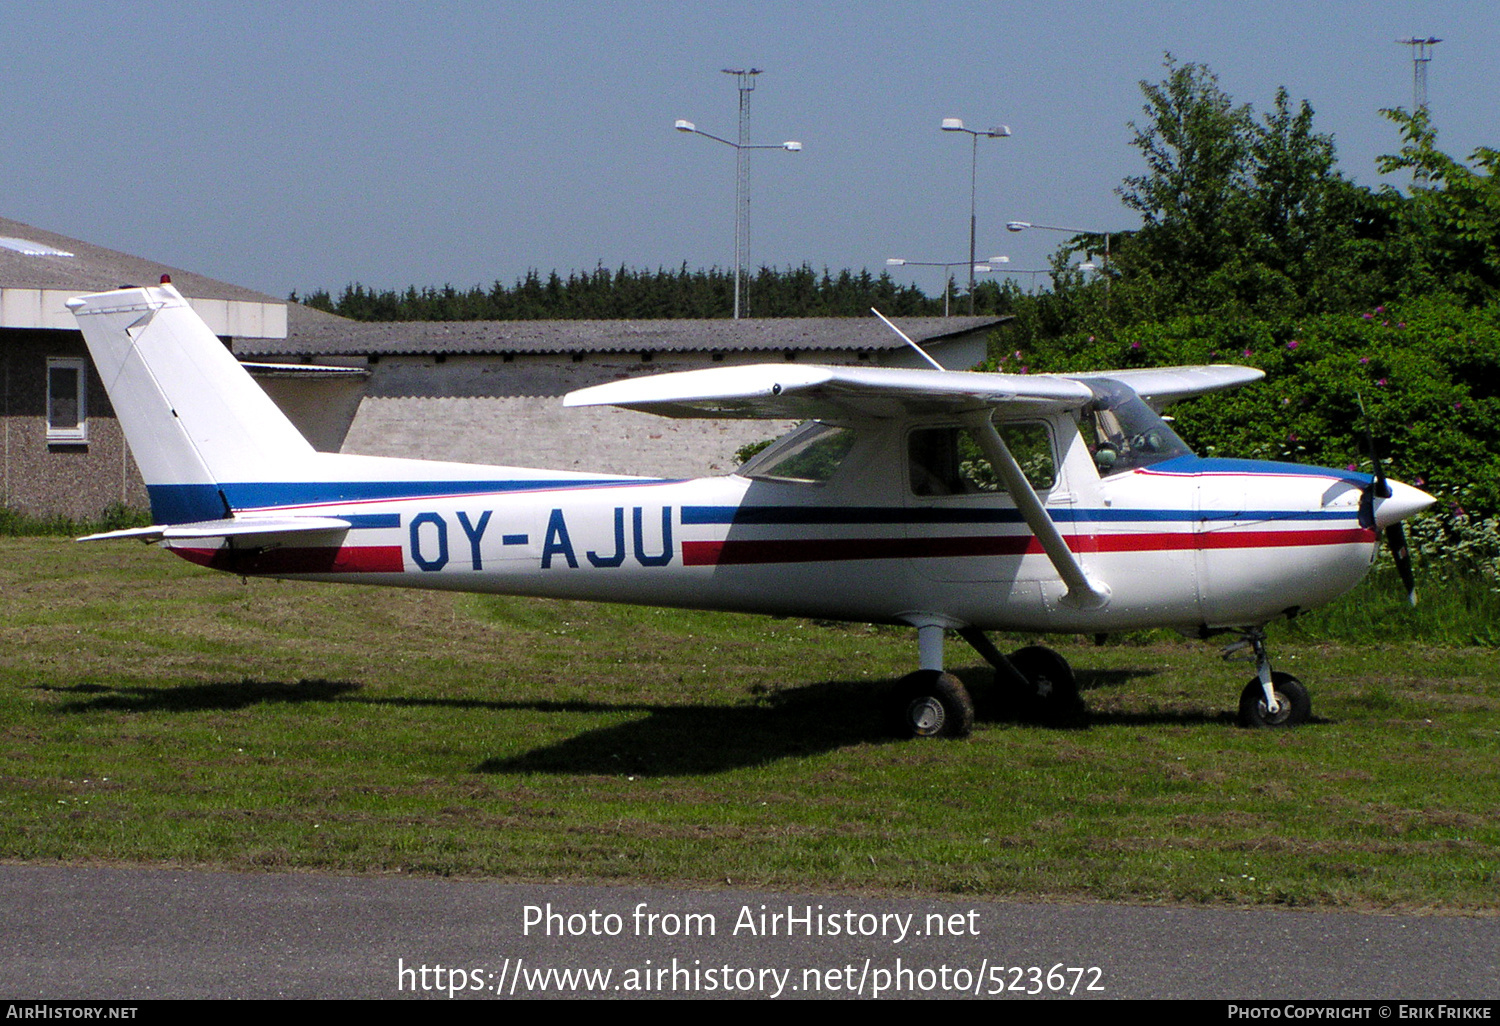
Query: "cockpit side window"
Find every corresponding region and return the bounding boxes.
[738,421,857,484]
[908,419,1055,496]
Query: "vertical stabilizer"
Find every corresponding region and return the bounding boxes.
[68,284,315,522]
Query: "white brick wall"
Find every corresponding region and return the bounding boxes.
[338,351,815,477]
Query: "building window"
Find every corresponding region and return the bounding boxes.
[47,357,87,444]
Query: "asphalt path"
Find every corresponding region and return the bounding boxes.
[0,865,1494,1000]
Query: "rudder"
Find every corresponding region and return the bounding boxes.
[68,284,315,523]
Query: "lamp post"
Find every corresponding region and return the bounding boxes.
[974,254,1048,292]
[676,70,802,319]
[1006,220,1111,283]
[886,258,995,317]
[941,118,1010,314]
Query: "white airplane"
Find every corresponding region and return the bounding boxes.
[68,283,1434,737]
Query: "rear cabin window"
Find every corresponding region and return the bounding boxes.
[908,420,1055,496]
[738,422,857,484]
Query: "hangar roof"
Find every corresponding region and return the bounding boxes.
[241,315,1006,358]
[0,215,325,338]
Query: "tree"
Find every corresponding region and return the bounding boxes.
[1117,55,1255,303]
[1108,57,1387,321]
[1378,107,1500,304]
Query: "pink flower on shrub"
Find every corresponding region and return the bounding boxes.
[1377,378,1388,386]
[1359,357,1370,365]
[1287,339,1300,351]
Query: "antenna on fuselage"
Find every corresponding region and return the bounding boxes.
[870,308,946,371]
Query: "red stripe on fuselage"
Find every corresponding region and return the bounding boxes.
[1099,527,1375,552]
[174,545,404,575]
[681,528,1374,567]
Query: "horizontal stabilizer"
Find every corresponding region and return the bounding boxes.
[78,516,354,544]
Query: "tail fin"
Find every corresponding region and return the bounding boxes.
[68,284,315,523]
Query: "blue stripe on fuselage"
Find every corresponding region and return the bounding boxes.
[146,478,658,525]
[1143,454,1371,486]
[340,513,402,530]
[680,506,1357,526]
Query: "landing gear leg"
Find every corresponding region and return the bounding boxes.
[957,627,1085,724]
[1225,628,1311,728]
[889,621,973,739]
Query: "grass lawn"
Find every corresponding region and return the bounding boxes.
[2,538,1496,911]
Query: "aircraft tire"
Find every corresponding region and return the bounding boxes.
[891,671,974,739]
[1009,646,1085,725]
[1237,672,1311,728]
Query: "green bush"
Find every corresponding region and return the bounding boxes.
[1001,296,1500,578]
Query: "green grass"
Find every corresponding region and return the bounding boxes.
[0,504,151,538]
[1287,567,1500,647]
[1,538,1496,910]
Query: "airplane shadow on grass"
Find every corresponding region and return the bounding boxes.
[38,665,1240,777]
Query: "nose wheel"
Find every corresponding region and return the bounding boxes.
[1237,672,1310,728]
[1225,629,1312,728]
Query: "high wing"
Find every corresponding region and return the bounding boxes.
[564,364,1094,420]
[1066,365,1265,410]
[563,363,1261,420]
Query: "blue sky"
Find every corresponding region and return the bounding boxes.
[2,1,1492,301]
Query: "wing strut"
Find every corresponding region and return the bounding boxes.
[961,412,1110,610]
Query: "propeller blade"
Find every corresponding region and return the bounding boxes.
[1386,523,1417,606]
[1358,392,1413,603]
[1357,392,1393,498]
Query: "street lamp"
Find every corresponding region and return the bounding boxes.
[1007,220,1111,279]
[886,257,995,317]
[941,118,1010,314]
[675,70,802,319]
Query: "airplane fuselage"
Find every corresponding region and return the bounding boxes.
[162,410,1380,636]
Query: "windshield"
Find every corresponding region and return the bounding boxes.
[738,421,857,484]
[1083,379,1193,475]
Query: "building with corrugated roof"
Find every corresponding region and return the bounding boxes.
[236,315,999,479]
[2,216,1001,518]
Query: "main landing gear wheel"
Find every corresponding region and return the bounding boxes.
[1237,672,1311,728]
[890,670,974,739]
[1008,646,1085,724]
